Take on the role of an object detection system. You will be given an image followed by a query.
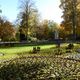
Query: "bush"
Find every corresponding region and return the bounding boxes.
[37,47,40,52]
[32,47,37,53]
[32,47,40,53]
[66,43,74,53]
[66,43,74,49]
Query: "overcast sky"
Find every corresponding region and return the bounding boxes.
[0,0,63,23]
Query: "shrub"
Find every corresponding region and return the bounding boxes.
[67,43,74,49]
[54,49,63,55]
[66,43,74,53]
[32,47,37,53]
[32,47,40,53]
[37,47,40,52]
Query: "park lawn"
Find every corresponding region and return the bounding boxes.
[0,44,56,59]
[0,43,79,60]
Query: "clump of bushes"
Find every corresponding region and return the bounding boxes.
[67,43,74,49]
[54,49,63,55]
[32,46,40,53]
[66,43,74,53]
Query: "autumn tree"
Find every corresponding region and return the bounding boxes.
[25,8,40,40]
[35,20,59,40]
[0,17,16,41]
[18,0,39,41]
[48,21,59,40]
[60,0,80,40]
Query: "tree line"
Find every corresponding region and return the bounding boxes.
[0,0,59,42]
[60,0,80,40]
[0,0,80,42]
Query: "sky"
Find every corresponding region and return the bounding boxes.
[0,0,63,24]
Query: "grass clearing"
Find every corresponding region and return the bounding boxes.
[0,43,79,60]
[0,44,56,59]
[0,44,55,54]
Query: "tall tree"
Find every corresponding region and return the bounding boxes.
[28,9,40,37]
[35,20,59,40]
[18,0,38,41]
[60,0,80,40]
[0,17,16,41]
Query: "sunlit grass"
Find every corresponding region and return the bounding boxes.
[0,44,56,59]
[0,44,55,54]
[0,43,79,60]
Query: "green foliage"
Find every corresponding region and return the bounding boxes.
[32,46,40,53]
[67,43,74,49]
[65,43,74,53]
[32,47,37,53]
[18,0,39,41]
[35,20,59,40]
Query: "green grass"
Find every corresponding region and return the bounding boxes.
[0,43,80,79]
[0,44,55,54]
[0,44,56,59]
[0,43,79,60]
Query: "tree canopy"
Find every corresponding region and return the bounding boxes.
[60,0,80,40]
[0,17,16,41]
